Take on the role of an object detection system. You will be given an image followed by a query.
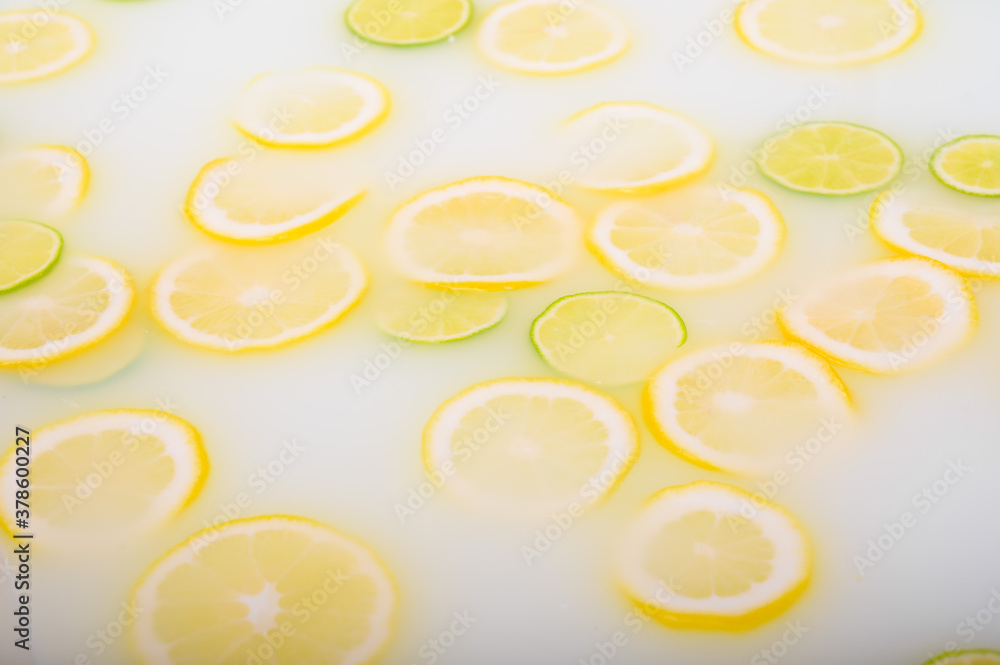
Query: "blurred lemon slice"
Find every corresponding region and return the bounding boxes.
[0,11,93,83]
[377,285,506,342]
[384,176,582,288]
[131,515,396,665]
[531,292,686,386]
[422,377,638,518]
[590,187,783,290]
[346,0,472,45]
[0,255,133,367]
[0,145,88,220]
[644,341,850,474]
[735,0,922,66]
[924,651,1000,665]
[20,318,145,387]
[233,67,389,147]
[615,481,811,629]
[930,135,1000,197]
[779,258,977,373]
[0,220,62,293]
[477,0,628,75]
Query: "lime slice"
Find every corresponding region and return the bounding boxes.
[0,220,63,293]
[346,0,472,46]
[377,286,506,342]
[531,292,686,386]
[758,122,903,195]
[930,135,1000,197]
[925,651,1000,665]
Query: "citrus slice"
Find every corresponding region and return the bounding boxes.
[930,135,1000,197]
[615,481,811,630]
[924,651,1000,665]
[477,0,629,75]
[758,122,902,195]
[0,220,62,293]
[186,157,365,243]
[0,145,88,220]
[531,292,686,386]
[870,192,1000,277]
[643,341,850,474]
[0,409,206,542]
[131,515,396,665]
[0,11,94,83]
[779,258,977,373]
[346,0,473,45]
[233,67,389,147]
[151,241,367,352]
[0,255,134,367]
[384,176,581,288]
[589,187,784,290]
[19,318,145,387]
[376,285,506,342]
[422,377,638,517]
[561,102,714,193]
[735,0,922,66]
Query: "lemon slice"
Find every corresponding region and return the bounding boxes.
[20,318,145,387]
[422,377,638,517]
[0,255,134,367]
[346,0,473,45]
[644,341,850,474]
[779,258,977,373]
[384,176,581,288]
[925,651,1000,665]
[0,409,206,542]
[233,67,389,147]
[131,515,396,665]
[0,145,89,220]
[477,0,628,75]
[735,0,922,66]
[930,135,1000,197]
[870,193,1000,276]
[758,122,902,195]
[0,11,93,83]
[151,241,367,352]
[589,187,784,290]
[376,285,506,342]
[0,220,62,293]
[561,102,714,193]
[615,481,811,630]
[531,292,686,386]
[186,157,365,243]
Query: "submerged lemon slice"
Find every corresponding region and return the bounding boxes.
[780,258,977,373]
[644,341,850,474]
[531,292,686,386]
[346,0,473,45]
[561,102,714,193]
[615,481,811,630]
[0,410,206,542]
[589,187,784,290]
[477,0,629,75]
[384,176,582,288]
[233,67,389,147]
[0,255,134,367]
[0,145,89,220]
[377,285,507,342]
[870,192,1000,276]
[131,515,396,665]
[422,377,638,518]
[0,11,93,83]
[758,122,902,195]
[735,0,922,66]
[0,220,62,293]
[930,135,1000,197]
[186,157,365,243]
[924,651,1000,665]
[151,241,367,352]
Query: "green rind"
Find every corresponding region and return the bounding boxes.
[757,121,904,196]
[530,291,687,380]
[344,0,473,47]
[924,649,1000,665]
[929,134,1000,198]
[0,220,63,294]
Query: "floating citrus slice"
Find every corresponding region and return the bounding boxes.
[0,11,93,83]
[346,0,473,45]
[0,220,62,293]
[930,135,1000,197]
